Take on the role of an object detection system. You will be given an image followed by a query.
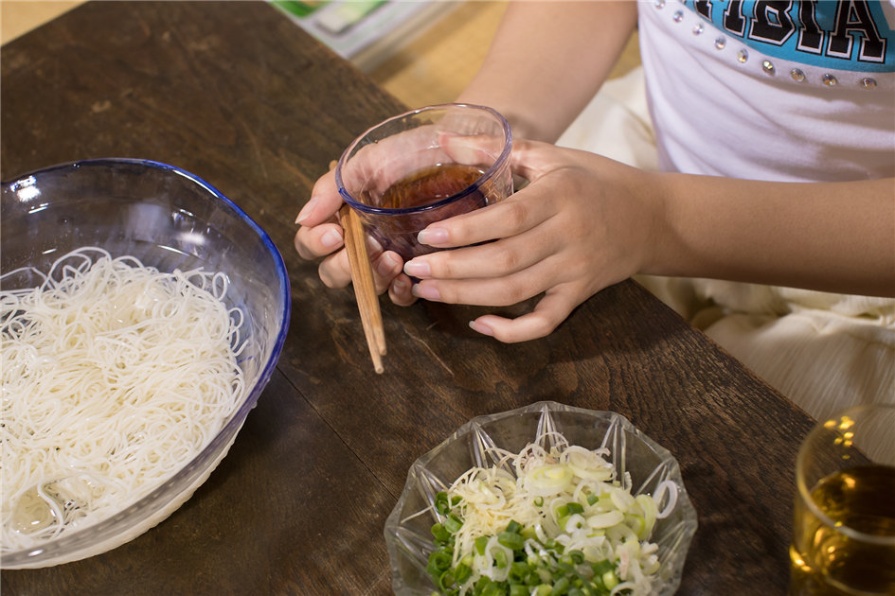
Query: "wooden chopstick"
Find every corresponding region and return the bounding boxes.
[340,202,387,373]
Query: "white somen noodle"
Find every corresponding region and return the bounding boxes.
[1,247,246,553]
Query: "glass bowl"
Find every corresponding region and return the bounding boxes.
[1,158,291,568]
[384,401,698,595]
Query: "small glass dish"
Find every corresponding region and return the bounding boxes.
[384,401,698,595]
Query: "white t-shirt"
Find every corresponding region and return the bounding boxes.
[637,0,895,182]
[557,2,895,427]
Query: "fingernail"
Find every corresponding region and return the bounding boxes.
[469,320,495,337]
[411,283,441,301]
[294,197,317,224]
[417,227,449,246]
[404,259,431,278]
[392,278,407,294]
[321,228,343,248]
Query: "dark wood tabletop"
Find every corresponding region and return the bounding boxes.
[1,2,816,594]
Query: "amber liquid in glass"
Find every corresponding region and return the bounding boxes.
[378,163,484,210]
[790,464,895,595]
[359,163,490,261]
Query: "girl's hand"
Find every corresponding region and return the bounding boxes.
[401,139,662,343]
[293,167,416,306]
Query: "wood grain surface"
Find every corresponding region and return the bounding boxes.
[1,2,814,594]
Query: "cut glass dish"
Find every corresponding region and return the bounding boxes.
[384,401,698,595]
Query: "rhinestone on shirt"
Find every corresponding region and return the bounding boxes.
[860,77,878,90]
[660,5,881,92]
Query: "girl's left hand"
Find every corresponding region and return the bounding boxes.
[401,138,662,343]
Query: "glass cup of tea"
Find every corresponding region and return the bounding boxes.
[789,403,895,595]
[336,103,513,262]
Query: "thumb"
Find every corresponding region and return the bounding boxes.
[295,167,342,226]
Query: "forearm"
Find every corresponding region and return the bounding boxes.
[457,0,638,142]
[648,175,895,297]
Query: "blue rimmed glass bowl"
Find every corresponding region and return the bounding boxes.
[385,401,698,595]
[1,158,291,568]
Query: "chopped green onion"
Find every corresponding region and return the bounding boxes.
[493,548,509,569]
[498,529,525,551]
[552,576,570,594]
[423,431,675,595]
[431,522,450,543]
[434,491,451,516]
[474,535,489,556]
[566,502,585,515]
[444,513,463,534]
[454,563,472,585]
[602,570,619,590]
[427,550,452,577]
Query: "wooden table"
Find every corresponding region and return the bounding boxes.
[1,2,815,594]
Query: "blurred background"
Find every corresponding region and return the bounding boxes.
[3,0,640,108]
[1,0,508,108]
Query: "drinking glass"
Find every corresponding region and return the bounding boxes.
[790,403,895,595]
[336,103,513,262]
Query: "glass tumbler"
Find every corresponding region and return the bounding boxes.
[336,103,513,262]
[789,403,895,595]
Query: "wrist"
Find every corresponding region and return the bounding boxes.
[638,171,678,278]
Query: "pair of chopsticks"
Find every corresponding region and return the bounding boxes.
[339,195,387,374]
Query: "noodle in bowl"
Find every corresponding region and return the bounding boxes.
[0,159,291,568]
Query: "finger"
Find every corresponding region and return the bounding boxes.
[416,187,557,251]
[295,168,342,226]
[371,250,403,294]
[294,222,345,261]
[506,138,556,187]
[440,130,509,168]
[467,287,582,343]
[318,243,403,295]
[318,248,352,289]
[405,228,556,282]
[410,257,562,307]
[412,139,574,252]
[388,273,417,307]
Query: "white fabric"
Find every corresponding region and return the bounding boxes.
[637,0,895,183]
[556,2,895,426]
